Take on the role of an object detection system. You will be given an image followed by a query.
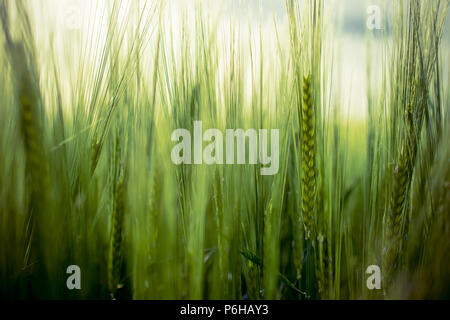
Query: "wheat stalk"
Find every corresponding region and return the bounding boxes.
[108,136,126,298]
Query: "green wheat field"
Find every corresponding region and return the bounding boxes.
[0,0,449,300]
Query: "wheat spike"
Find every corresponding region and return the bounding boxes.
[300,74,316,241]
[383,101,422,288]
[6,40,50,277]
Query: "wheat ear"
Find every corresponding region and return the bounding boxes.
[300,74,316,241]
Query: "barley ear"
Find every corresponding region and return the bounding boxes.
[300,74,316,241]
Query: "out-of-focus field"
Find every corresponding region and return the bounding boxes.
[0,0,449,299]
